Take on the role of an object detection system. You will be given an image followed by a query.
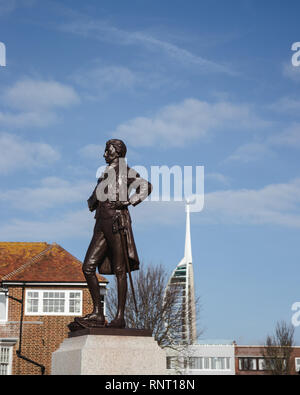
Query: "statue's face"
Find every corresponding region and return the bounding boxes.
[104,144,118,164]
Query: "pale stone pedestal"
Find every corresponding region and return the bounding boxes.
[51,328,167,375]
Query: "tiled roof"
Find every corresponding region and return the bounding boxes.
[0,242,107,283]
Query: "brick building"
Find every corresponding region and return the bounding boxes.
[165,342,300,375]
[235,345,300,375]
[0,241,107,375]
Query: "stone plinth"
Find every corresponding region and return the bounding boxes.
[51,328,166,375]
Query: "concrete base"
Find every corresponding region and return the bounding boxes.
[51,331,167,375]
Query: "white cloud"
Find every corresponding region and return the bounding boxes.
[268,123,300,148]
[129,30,235,75]
[206,172,231,186]
[226,142,274,163]
[0,0,16,15]
[227,94,300,163]
[269,97,300,114]
[3,78,80,111]
[225,101,300,161]
[111,98,270,147]
[0,209,93,240]
[0,176,93,210]
[131,178,300,229]
[2,178,300,243]
[71,63,173,99]
[202,178,300,228]
[0,78,80,129]
[0,132,60,174]
[72,65,138,96]
[282,62,300,83]
[0,0,35,15]
[228,122,300,163]
[60,18,236,75]
[79,144,104,160]
[225,122,300,163]
[0,111,57,128]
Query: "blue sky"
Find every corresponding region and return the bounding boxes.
[1,0,300,345]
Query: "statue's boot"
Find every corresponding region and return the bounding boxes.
[75,315,105,328]
[82,271,105,326]
[80,312,105,323]
[108,317,126,328]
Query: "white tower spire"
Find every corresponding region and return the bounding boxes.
[165,201,197,345]
[184,202,192,264]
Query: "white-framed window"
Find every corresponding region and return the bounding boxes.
[166,356,177,369]
[0,292,8,322]
[189,357,203,370]
[258,358,266,371]
[295,358,300,373]
[188,356,230,370]
[204,357,210,369]
[239,357,282,371]
[249,358,257,370]
[239,357,258,371]
[25,290,82,316]
[0,344,13,375]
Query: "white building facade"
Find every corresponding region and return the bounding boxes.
[166,343,236,375]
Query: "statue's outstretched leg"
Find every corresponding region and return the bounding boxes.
[78,232,107,327]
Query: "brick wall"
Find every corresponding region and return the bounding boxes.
[290,348,300,375]
[235,346,266,375]
[0,285,96,375]
[235,345,300,375]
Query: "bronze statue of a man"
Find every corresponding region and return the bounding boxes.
[76,139,152,329]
